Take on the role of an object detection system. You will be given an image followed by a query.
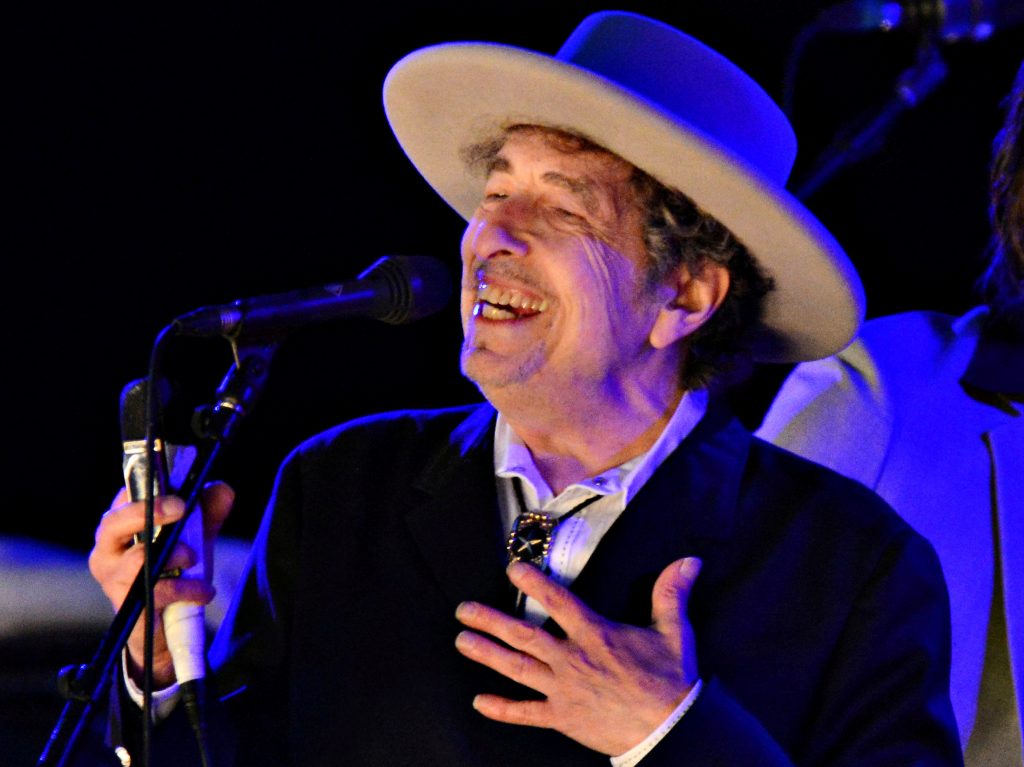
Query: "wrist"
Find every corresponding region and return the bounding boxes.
[610,679,704,767]
[126,645,176,689]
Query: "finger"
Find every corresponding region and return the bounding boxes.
[135,554,217,611]
[89,499,187,591]
[118,539,199,574]
[471,695,550,729]
[650,557,702,641]
[455,600,562,664]
[153,576,216,609]
[93,538,196,589]
[92,538,205,610]
[199,481,234,537]
[94,496,187,554]
[455,630,554,692]
[506,561,599,637]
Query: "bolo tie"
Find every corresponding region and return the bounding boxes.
[505,476,602,614]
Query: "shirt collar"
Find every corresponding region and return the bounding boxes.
[493,388,710,508]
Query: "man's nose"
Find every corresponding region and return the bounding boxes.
[472,197,536,260]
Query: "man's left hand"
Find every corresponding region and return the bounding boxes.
[454,557,702,756]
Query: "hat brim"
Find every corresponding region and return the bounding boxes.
[384,43,865,363]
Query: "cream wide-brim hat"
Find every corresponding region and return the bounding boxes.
[383,10,865,362]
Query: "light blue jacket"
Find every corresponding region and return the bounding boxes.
[759,307,1024,756]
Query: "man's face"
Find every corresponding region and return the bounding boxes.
[459,129,677,402]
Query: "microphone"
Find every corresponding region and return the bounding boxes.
[815,0,1024,42]
[172,254,453,339]
[119,379,208,734]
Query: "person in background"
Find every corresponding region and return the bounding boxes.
[759,56,1024,766]
[86,11,962,765]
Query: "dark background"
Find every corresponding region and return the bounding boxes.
[6,1,1024,762]
[11,1,1024,550]
[12,1,1024,548]
[12,1,1024,551]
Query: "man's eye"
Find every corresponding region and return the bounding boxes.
[484,193,508,201]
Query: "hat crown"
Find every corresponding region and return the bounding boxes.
[381,10,864,362]
[556,11,796,185]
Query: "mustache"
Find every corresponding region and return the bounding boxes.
[466,261,548,296]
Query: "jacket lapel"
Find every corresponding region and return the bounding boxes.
[987,417,1024,725]
[401,399,753,627]
[568,399,749,627]
[404,404,513,611]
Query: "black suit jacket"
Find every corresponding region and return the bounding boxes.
[104,399,962,766]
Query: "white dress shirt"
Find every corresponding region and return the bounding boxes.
[493,388,708,764]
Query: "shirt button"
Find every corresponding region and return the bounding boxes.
[594,477,606,487]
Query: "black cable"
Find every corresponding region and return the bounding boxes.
[781,20,825,119]
[36,323,251,767]
[792,40,948,200]
[180,679,212,767]
[142,331,173,767]
[141,324,215,767]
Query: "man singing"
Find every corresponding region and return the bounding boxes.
[88,11,961,765]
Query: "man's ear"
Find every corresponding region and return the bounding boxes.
[649,261,730,350]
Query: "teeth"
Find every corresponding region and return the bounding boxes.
[475,282,549,313]
[478,303,517,320]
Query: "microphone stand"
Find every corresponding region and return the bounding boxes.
[791,40,949,200]
[37,334,279,767]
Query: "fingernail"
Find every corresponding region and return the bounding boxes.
[455,601,475,621]
[680,557,702,574]
[156,499,184,520]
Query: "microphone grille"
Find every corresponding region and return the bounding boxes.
[359,255,453,324]
[119,377,175,442]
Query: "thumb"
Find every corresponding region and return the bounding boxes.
[200,481,235,538]
[199,481,235,577]
[650,556,702,642]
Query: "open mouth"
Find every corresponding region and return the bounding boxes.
[474,281,549,321]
